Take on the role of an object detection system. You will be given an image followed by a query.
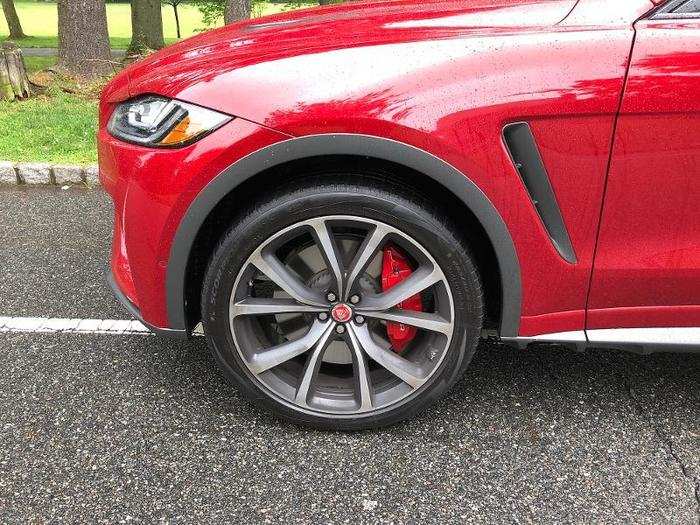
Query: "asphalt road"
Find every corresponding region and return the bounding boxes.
[0,186,698,523]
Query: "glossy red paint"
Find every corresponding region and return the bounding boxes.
[587,15,700,329]
[101,0,700,338]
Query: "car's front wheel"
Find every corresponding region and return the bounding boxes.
[201,177,484,429]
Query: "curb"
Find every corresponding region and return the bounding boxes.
[0,161,99,187]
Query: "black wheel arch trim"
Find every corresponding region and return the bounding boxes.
[166,133,523,337]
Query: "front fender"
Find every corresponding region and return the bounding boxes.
[166,133,522,337]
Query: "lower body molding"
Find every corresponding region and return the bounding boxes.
[501,327,700,354]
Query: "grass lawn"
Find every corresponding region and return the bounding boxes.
[24,55,56,73]
[0,92,97,165]
[1,1,312,48]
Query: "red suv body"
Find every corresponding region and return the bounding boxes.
[99,0,700,428]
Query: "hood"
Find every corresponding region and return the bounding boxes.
[111,0,576,102]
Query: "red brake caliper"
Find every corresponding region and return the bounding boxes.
[381,245,423,353]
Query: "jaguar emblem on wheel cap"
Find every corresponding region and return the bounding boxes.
[331,303,353,323]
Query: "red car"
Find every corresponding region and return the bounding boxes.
[99,0,700,429]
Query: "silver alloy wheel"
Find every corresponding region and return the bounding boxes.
[228,215,455,417]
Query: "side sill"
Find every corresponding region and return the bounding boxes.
[501,331,587,352]
[502,122,577,264]
[587,327,700,354]
[107,272,189,339]
[501,328,700,355]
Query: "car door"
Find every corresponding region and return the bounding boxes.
[587,0,700,339]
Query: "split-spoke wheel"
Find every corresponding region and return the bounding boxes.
[202,180,483,429]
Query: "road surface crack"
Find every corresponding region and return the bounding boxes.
[621,360,700,517]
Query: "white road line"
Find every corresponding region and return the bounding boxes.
[0,316,152,335]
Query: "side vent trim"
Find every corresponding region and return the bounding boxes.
[503,122,577,264]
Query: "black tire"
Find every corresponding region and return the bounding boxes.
[201,175,484,430]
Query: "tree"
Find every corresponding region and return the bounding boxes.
[57,0,112,78]
[224,0,250,23]
[1,0,26,39]
[162,0,185,39]
[128,0,165,54]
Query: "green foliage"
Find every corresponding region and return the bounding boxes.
[161,1,187,9]
[193,0,312,26]
[192,0,225,27]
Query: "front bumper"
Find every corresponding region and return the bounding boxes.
[99,117,290,333]
[107,272,188,338]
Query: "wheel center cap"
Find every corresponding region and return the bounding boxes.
[330,303,353,323]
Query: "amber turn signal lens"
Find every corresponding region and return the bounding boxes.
[159,116,205,145]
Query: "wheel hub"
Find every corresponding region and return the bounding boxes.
[330,303,353,323]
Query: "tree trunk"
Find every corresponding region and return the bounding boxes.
[173,3,181,39]
[0,42,30,100]
[57,0,112,78]
[128,0,165,54]
[224,0,251,24]
[1,0,25,39]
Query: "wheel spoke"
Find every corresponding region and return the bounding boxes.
[247,320,330,374]
[344,224,389,299]
[250,250,325,306]
[308,218,345,298]
[358,266,442,312]
[349,324,427,389]
[347,326,374,410]
[231,298,325,318]
[361,309,452,335]
[294,323,336,405]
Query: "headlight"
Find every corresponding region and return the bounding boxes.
[107,95,231,147]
